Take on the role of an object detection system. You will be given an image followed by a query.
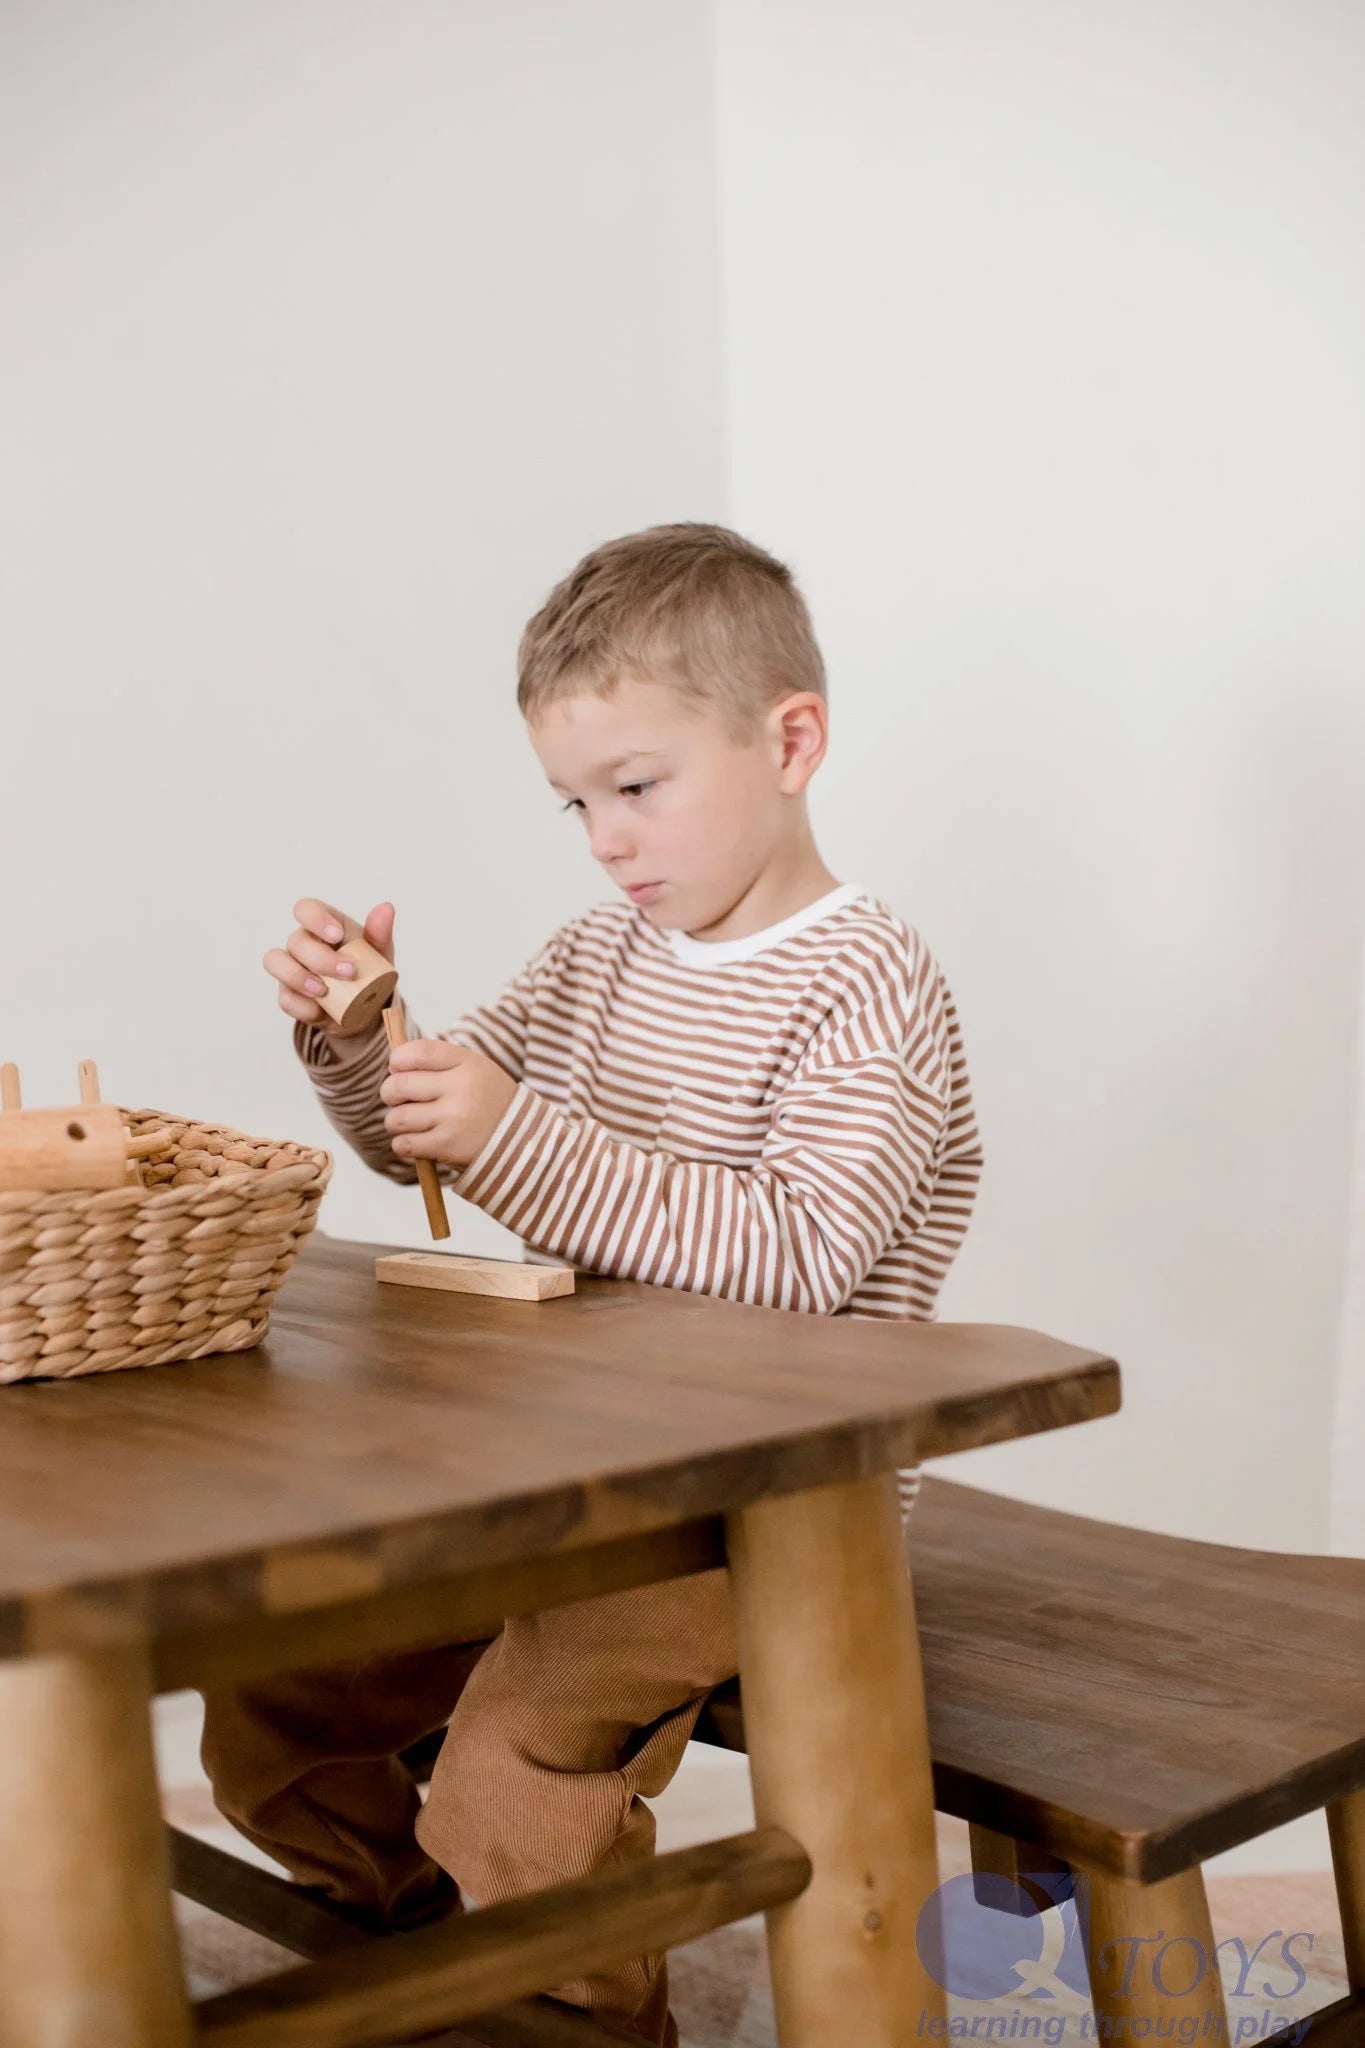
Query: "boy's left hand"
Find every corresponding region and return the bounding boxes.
[381,1041,518,1170]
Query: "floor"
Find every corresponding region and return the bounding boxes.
[155,1692,1351,2048]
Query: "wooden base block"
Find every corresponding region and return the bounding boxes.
[375,1252,575,1300]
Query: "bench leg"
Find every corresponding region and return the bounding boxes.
[0,1645,193,2048]
[968,1821,1073,1916]
[1327,1788,1365,1991]
[1077,1865,1227,2041]
[725,1468,946,2048]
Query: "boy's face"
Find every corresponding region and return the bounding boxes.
[528,672,815,934]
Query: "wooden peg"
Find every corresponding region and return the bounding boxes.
[79,1060,143,1186]
[1,1064,20,1112]
[382,1003,450,1241]
[318,915,399,1035]
[124,1127,174,1161]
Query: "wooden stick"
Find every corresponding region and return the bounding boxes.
[80,1059,143,1185]
[382,1002,451,1241]
[195,1826,808,2045]
[0,1064,20,1111]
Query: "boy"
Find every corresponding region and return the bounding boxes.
[203,523,984,2047]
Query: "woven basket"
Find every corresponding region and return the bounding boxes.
[0,1110,332,1385]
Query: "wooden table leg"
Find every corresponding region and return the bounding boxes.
[0,1645,193,2048]
[725,1468,946,2048]
[1328,1788,1365,1991]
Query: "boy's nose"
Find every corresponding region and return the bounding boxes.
[590,823,635,866]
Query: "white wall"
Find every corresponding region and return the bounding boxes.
[716,0,1365,1546]
[1332,962,1365,1555]
[1,0,724,1256]
[4,1,1361,1555]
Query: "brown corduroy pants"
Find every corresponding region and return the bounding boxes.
[198,1566,739,2047]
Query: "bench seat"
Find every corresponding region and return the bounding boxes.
[694,1474,1365,1886]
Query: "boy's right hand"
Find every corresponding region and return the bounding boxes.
[265,899,397,1035]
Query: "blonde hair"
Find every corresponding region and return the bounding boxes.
[517,522,826,739]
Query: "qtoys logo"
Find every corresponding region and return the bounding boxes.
[911,1870,1319,2048]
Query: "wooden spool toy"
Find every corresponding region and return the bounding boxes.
[0,1062,167,1193]
[315,914,399,1035]
[372,1001,573,1303]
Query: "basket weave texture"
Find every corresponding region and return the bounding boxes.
[0,1110,332,1385]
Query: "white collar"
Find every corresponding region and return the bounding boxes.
[664,883,867,969]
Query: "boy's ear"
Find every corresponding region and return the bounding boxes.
[772,692,829,791]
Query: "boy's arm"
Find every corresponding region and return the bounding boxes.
[293,936,557,1186]
[451,981,955,1314]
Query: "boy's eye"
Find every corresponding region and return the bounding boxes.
[558,781,655,814]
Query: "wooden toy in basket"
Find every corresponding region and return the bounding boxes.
[0,1061,331,1385]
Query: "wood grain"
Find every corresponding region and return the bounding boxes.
[0,1644,192,2045]
[0,1232,1119,1663]
[727,1470,946,2045]
[153,1520,724,1692]
[1078,1866,1227,2040]
[696,1475,1365,1883]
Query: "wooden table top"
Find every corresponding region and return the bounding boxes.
[0,1233,1119,1656]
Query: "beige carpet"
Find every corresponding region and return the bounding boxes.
[158,1696,1351,2047]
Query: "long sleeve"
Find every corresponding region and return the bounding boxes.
[451,980,951,1314]
[292,933,561,1186]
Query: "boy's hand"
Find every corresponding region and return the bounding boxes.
[266,899,396,1035]
[381,1041,518,1170]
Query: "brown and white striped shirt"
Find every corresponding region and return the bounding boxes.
[296,883,984,1515]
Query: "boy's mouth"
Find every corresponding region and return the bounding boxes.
[625,882,664,903]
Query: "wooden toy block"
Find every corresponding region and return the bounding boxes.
[374,1252,575,1300]
[317,915,399,1035]
[0,1063,166,1193]
[0,1104,139,1193]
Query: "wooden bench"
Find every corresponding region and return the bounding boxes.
[218,1474,1358,2048]
[172,1465,1365,2046]
[386,1482,1365,2039]
[325,1482,1365,2039]
[695,1475,1365,2046]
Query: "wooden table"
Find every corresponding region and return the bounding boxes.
[0,1231,1119,2048]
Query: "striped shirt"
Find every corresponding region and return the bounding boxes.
[296,882,985,1516]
